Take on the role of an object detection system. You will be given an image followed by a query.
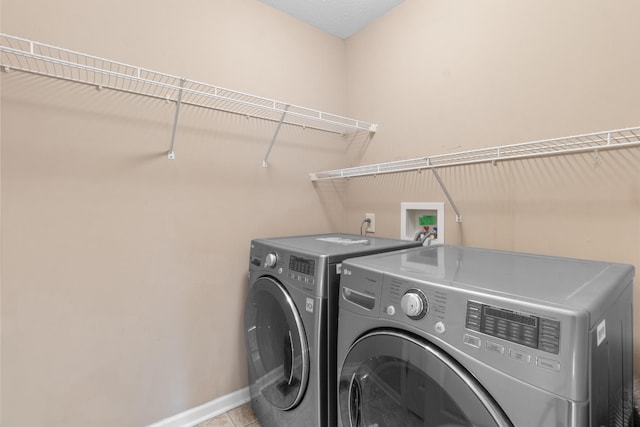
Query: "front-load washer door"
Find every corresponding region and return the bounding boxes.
[245,276,309,411]
[339,330,512,427]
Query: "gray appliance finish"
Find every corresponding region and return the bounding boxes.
[337,245,634,427]
[244,233,421,427]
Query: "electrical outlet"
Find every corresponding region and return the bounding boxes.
[365,213,375,233]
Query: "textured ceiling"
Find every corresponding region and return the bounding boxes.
[258,0,406,39]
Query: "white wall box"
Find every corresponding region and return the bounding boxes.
[401,202,444,245]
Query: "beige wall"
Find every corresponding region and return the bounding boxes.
[1,1,350,426]
[342,0,640,375]
[3,0,640,426]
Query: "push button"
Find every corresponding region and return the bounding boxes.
[463,334,481,348]
[509,349,531,363]
[537,357,561,372]
[486,340,504,355]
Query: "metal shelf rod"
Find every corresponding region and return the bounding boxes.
[168,79,186,160]
[263,104,290,167]
[431,168,462,223]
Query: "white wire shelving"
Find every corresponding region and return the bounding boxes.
[0,33,377,163]
[310,126,640,181]
[310,126,640,223]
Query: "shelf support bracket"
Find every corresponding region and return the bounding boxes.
[168,78,186,160]
[431,168,462,222]
[263,104,290,168]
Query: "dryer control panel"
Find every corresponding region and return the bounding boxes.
[249,243,325,297]
[289,255,316,276]
[465,301,560,355]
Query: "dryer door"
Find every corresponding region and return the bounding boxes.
[245,276,309,411]
[339,330,512,427]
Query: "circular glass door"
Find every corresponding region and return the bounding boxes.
[245,276,309,410]
[339,330,512,427]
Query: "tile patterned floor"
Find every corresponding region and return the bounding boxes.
[195,403,261,427]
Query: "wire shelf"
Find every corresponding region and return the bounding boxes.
[0,33,377,135]
[310,126,640,180]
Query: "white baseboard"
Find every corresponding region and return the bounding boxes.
[147,387,251,427]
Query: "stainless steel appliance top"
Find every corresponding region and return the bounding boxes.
[342,245,634,322]
[252,233,421,263]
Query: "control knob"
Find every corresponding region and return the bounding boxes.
[264,252,278,268]
[400,289,428,320]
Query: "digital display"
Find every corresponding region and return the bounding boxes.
[465,301,560,354]
[484,307,537,327]
[289,256,315,276]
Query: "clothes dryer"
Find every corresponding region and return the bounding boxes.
[244,233,421,427]
[337,245,634,427]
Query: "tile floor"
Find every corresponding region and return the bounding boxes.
[195,403,260,427]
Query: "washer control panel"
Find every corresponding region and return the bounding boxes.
[400,289,428,319]
[378,277,449,338]
[465,301,560,355]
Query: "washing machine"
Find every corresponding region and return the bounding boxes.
[337,245,635,427]
[244,233,421,427]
